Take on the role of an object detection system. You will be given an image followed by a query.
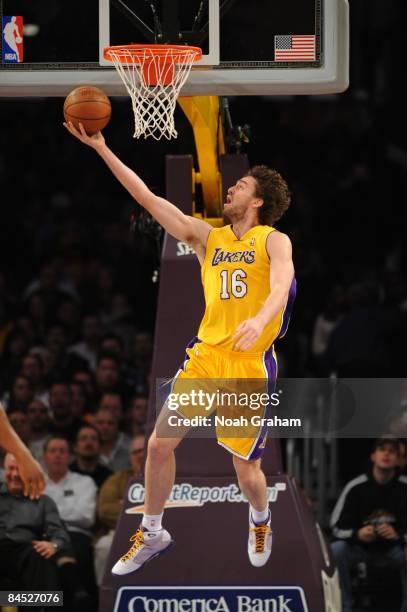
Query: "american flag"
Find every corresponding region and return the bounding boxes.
[275,35,316,61]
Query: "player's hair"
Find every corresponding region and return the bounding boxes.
[248,165,291,225]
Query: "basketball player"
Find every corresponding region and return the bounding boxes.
[0,404,45,499]
[64,122,296,572]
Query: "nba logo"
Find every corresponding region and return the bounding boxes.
[2,16,24,63]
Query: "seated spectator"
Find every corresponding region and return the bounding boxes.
[70,425,112,488]
[94,435,145,584]
[68,314,102,372]
[0,329,30,390]
[30,345,54,381]
[99,391,124,423]
[0,453,90,610]
[72,368,96,407]
[132,331,153,371]
[21,352,48,404]
[16,316,36,347]
[26,291,48,340]
[27,399,51,466]
[127,331,152,395]
[70,380,90,421]
[0,404,45,498]
[100,333,124,361]
[125,394,148,436]
[0,452,66,590]
[49,381,85,442]
[23,261,79,306]
[46,323,67,354]
[105,293,136,351]
[5,374,34,412]
[44,436,98,601]
[330,436,407,612]
[8,409,31,446]
[55,297,81,345]
[45,323,70,374]
[94,408,131,472]
[95,353,132,403]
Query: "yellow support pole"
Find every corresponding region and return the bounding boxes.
[178,96,225,218]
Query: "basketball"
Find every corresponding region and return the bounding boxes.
[63,86,111,135]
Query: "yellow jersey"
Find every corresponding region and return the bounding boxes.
[197,224,296,353]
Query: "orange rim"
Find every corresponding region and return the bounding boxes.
[103,44,202,64]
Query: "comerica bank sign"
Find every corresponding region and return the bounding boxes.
[113,587,309,612]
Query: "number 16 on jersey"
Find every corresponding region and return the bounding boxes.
[220,269,248,299]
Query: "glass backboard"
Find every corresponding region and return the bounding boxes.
[0,0,348,96]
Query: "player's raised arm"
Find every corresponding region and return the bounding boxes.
[63,123,211,256]
[0,405,45,499]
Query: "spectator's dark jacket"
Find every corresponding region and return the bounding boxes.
[70,459,112,489]
[0,482,70,550]
[330,471,407,548]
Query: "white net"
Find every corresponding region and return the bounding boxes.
[105,46,201,140]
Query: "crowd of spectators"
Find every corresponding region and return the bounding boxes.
[1,4,407,609]
[0,452,88,611]
[0,196,150,606]
[0,427,145,610]
[0,394,147,602]
[0,259,149,606]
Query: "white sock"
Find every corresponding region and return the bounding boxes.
[142,513,163,531]
[250,505,269,524]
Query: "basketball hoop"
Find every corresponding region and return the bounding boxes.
[103,44,202,140]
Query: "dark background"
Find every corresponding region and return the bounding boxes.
[1,0,407,477]
[1,0,320,64]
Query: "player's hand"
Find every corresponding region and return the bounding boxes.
[63,121,105,150]
[376,524,399,540]
[233,316,265,351]
[357,525,376,543]
[32,540,57,559]
[16,450,45,500]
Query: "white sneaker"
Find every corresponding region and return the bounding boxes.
[248,511,272,567]
[111,527,173,575]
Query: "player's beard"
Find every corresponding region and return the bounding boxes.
[223,201,247,223]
